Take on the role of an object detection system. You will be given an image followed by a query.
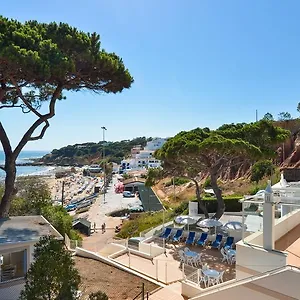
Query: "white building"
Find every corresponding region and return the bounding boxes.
[120,138,167,172]
[0,216,63,300]
[144,138,167,151]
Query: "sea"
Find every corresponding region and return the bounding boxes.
[0,150,54,180]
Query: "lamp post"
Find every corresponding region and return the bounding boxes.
[61,180,65,207]
[101,126,107,204]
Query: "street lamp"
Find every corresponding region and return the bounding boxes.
[101,126,107,204]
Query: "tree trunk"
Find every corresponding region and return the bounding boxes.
[0,155,17,218]
[210,172,225,219]
[191,179,209,218]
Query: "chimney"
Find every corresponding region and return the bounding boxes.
[263,180,275,250]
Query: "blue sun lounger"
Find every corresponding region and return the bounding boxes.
[196,232,208,247]
[185,232,196,245]
[160,227,172,239]
[211,234,223,250]
[172,229,183,242]
[224,236,234,249]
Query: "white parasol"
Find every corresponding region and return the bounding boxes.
[175,215,197,231]
[197,218,223,234]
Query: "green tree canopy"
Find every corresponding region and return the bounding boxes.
[155,120,289,219]
[6,177,81,241]
[0,16,133,217]
[20,236,81,300]
[278,112,292,121]
[251,160,275,183]
[13,177,51,215]
[262,112,274,121]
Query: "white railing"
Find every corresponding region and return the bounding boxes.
[182,264,199,284]
[185,269,199,285]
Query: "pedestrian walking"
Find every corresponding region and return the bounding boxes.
[103,222,106,233]
[101,223,105,234]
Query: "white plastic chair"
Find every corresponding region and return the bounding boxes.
[207,276,217,287]
[193,253,203,267]
[221,248,230,264]
[199,270,208,287]
[186,255,194,266]
[230,255,236,264]
[178,250,186,264]
[216,271,225,284]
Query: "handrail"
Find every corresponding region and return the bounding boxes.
[132,291,142,300]
[133,283,145,300]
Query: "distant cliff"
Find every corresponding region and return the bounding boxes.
[219,119,300,181]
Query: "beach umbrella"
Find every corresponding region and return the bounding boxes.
[223,221,246,231]
[175,215,197,231]
[197,218,223,234]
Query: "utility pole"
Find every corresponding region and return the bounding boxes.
[173,176,176,201]
[61,181,65,207]
[101,126,107,204]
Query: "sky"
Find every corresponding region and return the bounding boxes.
[1,0,300,151]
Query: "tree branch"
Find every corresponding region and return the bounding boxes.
[10,77,43,118]
[0,122,13,158]
[0,104,22,109]
[13,85,62,157]
[0,166,6,172]
[29,121,50,141]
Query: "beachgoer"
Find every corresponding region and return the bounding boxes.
[101,223,104,234]
[103,222,106,233]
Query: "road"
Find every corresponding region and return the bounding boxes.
[81,175,139,252]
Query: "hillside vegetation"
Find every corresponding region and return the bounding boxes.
[40,137,150,165]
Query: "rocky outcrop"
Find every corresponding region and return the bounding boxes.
[281,132,300,168]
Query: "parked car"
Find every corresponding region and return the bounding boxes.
[65,203,77,211]
[123,191,135,198]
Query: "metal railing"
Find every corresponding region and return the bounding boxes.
[132,283,150,300]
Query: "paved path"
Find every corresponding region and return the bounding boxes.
[81,175,138,252]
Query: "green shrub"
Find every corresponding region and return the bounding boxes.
[116,210,174,239]
[165,177,190,187]
[89,291,108,300]
[251,160,274,183]
[203,177,211,188]
[173,201,189,215]
[196,197,242,214]
[68,229,83,241]
[248,182,268,195]
[244,203,259,212]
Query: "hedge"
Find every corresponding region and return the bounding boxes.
[193,197,242,213]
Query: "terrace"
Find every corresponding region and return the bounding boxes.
[110,229,236,289]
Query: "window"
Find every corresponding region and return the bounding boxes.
[1,250,27,282]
